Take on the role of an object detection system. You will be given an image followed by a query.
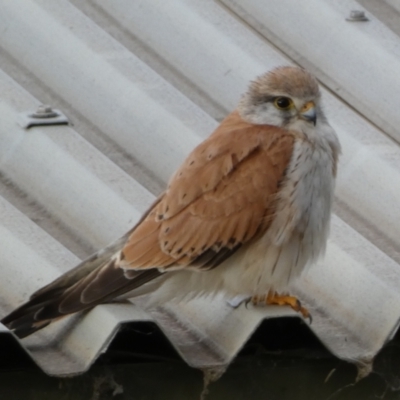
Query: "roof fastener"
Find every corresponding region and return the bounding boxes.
[31,104,59,119]
[346,10,369,22]
[18,104,69,129]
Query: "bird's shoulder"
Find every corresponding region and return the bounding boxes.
[157,110,296,220]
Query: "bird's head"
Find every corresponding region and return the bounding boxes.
[238,66,322,131]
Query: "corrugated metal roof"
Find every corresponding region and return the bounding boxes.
[0,0,399,379]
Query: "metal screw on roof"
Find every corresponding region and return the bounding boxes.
[31,104,59,119]
[346,10,369,21]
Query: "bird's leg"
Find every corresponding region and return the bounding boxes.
[251,291,312,322]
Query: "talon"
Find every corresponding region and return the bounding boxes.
[291,298,312,323]
[227,295,250,308]
[251,291,312,323]
[245,297,252,309]
[297,303,312,324]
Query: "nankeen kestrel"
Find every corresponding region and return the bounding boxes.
[2,66,340,338]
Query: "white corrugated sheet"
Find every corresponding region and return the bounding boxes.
[0,0,399,377]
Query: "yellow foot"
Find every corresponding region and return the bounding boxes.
[251,292,312,323]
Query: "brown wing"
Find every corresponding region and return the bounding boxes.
[122,111,294,271]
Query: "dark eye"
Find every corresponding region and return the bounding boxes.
[274,97,293,110]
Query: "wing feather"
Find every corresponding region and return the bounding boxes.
[122,111,294,271]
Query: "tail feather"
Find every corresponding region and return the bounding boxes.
[6,320,52,339]
[2,198,168,339]
[2,292,64,338]
[31,234,130,300]
[1,247,163,339]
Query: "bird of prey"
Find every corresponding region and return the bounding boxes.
[2,66,340,338]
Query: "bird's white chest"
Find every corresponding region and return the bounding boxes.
[235,136,336,293]
[272,138,335,248]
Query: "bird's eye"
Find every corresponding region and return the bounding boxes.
[273,97,293,110]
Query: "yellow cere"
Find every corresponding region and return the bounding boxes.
[300,101,315,113]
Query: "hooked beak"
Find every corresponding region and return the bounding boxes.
[299,101,316,125]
